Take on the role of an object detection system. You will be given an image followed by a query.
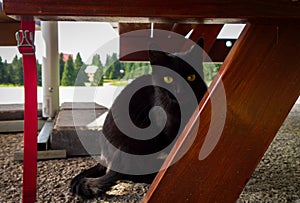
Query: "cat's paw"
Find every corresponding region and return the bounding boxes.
[70,173,83,188]
[71,177,104,199]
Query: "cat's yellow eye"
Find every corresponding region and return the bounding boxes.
[187,74,196,82]
[164,76,173,84]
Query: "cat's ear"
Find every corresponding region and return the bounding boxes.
[188,38,204,59]
[196,38,204,49]
[148,43,168,65]
[190,38,204,55]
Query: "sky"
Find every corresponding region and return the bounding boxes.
[0,22,119,63]
[0,22,245,63]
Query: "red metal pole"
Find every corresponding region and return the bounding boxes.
[17,20,38,203]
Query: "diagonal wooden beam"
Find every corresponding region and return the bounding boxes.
[188,24,223,53]
[181,24,224,62]
[143,24,300,202]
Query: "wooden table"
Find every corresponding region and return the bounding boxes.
[3,0,300,202]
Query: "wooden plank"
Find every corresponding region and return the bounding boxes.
[0,22,19,46]
[0,119,45,133]
[54,109,107,129]
[119,23,174,35]
[120,24,223,61]
[3,0,300,22]
[144,24,300,202]
[59,102,107,111]
[0,103,43,121]
[37,119,53,150]
[0,2,18,45]
[37,120,53,143]
[171,23,193,37]
[0,2,16,23]
[14,150,67,161]
[180,24,224,62]
[120,30,188,61]
[50,128,103,156]
[119,23,192,61]
[50,103,108,156]
[120,40,233,62]
[188,24,223,53]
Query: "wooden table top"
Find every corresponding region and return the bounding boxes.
[3,0,300,23]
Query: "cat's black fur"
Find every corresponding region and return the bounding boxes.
[71,39,207,199]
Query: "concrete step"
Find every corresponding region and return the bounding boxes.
[0,103,42,121]
[50,102,108,157]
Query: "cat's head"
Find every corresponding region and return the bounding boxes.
[148,39,207,103]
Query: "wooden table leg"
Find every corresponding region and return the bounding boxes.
[144,24,300,202]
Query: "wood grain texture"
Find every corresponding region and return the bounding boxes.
[14,150,67,161]
[0,23,19,46]
[0,2,16,22]
[0,120,45,133]
[120,24,223,61]
[143,24,300,202]
[119,23,174,35]
[184,24,223,53]
[3,0,300,22]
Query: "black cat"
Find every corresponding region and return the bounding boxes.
[71,39,207,199]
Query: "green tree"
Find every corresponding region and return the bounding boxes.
[74,53,84,76]
[59,53,65,85]
[104,53,115,79]
[2,60,8,84]
[130,62,135,79]
[143,62,151,75]
[108,64,116,80]
[61,55,75,86]
[92,54,103,68]
[91,54,104,86]
[103,53,151,81]
[0,57,6,84]
[103,54,111,79]
[37,60,42,86]
[122,62,132,80]
[8,56,23,85]
[6,64,13,84]
[203,62,222,83]
[73,53,88,86]
[104,53,114,67]
[108,53,123,79]
[74,67,88,86]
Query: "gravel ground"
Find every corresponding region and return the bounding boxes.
[0,104,299,202]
